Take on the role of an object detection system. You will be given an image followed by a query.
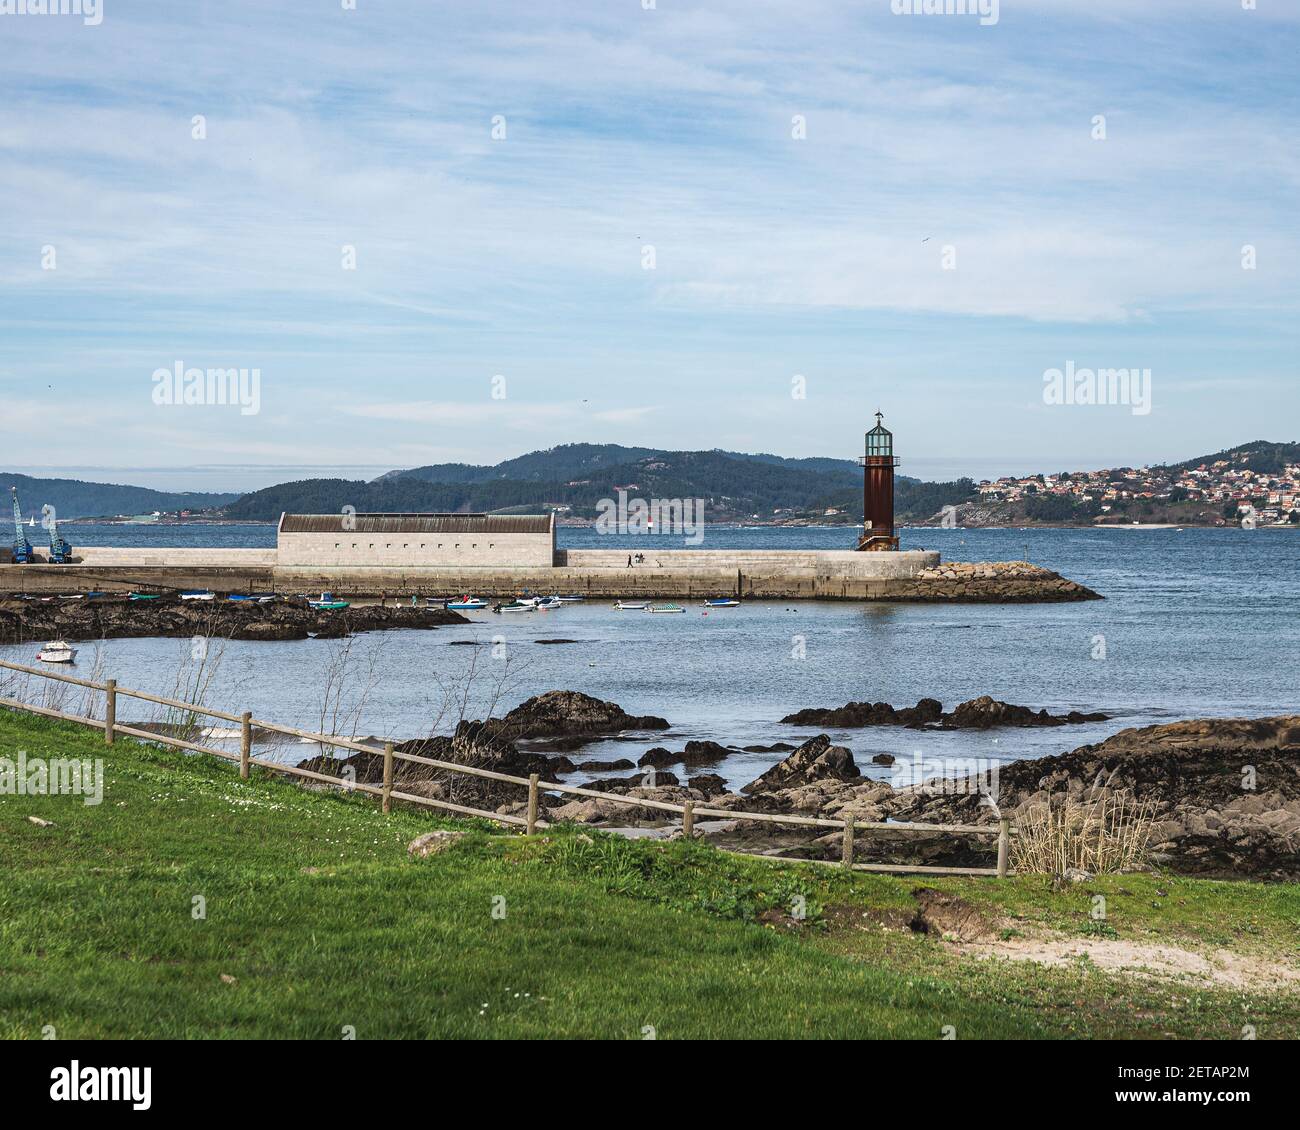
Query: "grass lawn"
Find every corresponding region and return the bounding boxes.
[2,709,1297,1039]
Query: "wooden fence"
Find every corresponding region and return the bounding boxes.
[0,657,1013,877]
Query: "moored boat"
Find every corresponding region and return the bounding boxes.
[308,591,350,610]
[536,596,564,609]
[128,592,163,601]
[494,600,536,613]
[613,600,649,610]
[703,598,741,607]
[646,602,685,614]
[37,640,77,664]
[179,590,216,601]
[445,596,490,610]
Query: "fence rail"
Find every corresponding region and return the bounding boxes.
[0,657,1012,876]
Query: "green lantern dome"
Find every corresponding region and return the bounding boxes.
[865,411,893,458]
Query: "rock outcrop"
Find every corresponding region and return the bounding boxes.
[480,691,669,746]
[781,695,1106,730]
[901,562,1100,603]
[740,734,860,795]
[0,594,467,645]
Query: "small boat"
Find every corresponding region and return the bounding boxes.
[535,596,564,609]
[226,593,254,602]
[646,603,685,614]
[445,596,490,611]
[494,600,536,613]
[37,640,77,664]
[555,594,585,603]
[613,600,649,611]
[703,599,741,607]
[128,592,163,601]
[308,591,350,610]
[179,590,216,601]
[27,516,35,527]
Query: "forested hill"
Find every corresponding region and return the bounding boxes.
[384,443,862,484]
[0,473,238,521]
[223,445,976,523]
[1158,440,1300,476]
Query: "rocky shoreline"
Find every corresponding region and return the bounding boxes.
[293,690,1298,881]
[0,595,467,645]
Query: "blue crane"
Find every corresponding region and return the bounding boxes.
[10,486,33,563]
[44,504,73,564]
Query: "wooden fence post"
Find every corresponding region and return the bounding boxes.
[526,773,540,835]
[997,818,1010,878]
[382,741,395,814]
[104,679,116,745]
[239,711,252,779]
[682,798,694,840]
[841,819,854,869]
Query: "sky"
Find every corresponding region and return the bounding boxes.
[1,0,1297,492]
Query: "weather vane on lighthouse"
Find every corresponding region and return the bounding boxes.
[857,411,900,551]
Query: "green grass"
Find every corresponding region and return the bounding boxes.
[2,709,1298,1039]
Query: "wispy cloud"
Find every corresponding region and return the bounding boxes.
[0,0,1296,483]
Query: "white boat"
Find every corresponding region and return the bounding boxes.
[536,596,564,609]
[703,599,741,607]
[495,600,536,613]
[445,596,490,610]
[613,600,649,610]
[646,603,685,614]
[179,590,216,601]
[37,640,77,664]
[555,595,585,602]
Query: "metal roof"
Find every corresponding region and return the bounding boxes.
[279,513,552,535]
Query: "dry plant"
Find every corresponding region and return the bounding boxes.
[150,634,229,743]
[312,634,386,753]
[417,647,534,808]
[1011,789,1157,876]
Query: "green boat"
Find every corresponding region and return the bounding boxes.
[308,591,350,610]
[128,592,163,601]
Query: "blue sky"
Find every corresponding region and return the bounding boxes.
[1,0,1296,491]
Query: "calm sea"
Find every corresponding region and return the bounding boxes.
[6,525,1297,788]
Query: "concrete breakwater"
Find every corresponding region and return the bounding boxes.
[0,548,1100,602]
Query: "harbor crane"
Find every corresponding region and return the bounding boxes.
[43,504,73,564]
[10,486,33,563]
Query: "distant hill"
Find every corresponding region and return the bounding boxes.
[384,443,864,486]
[1159,439,1300,477]
[223,444,974,524]
[385,444,665,484]
[0,473,238,521]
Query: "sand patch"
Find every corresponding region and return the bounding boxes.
[959,935,1300,992]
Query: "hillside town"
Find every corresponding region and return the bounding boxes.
[975,456,1300,525]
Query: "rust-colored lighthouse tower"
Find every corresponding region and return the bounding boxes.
[857,411,900,551]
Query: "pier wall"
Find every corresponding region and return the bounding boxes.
[0,548,943,600]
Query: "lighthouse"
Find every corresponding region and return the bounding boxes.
[857,411,900,551]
